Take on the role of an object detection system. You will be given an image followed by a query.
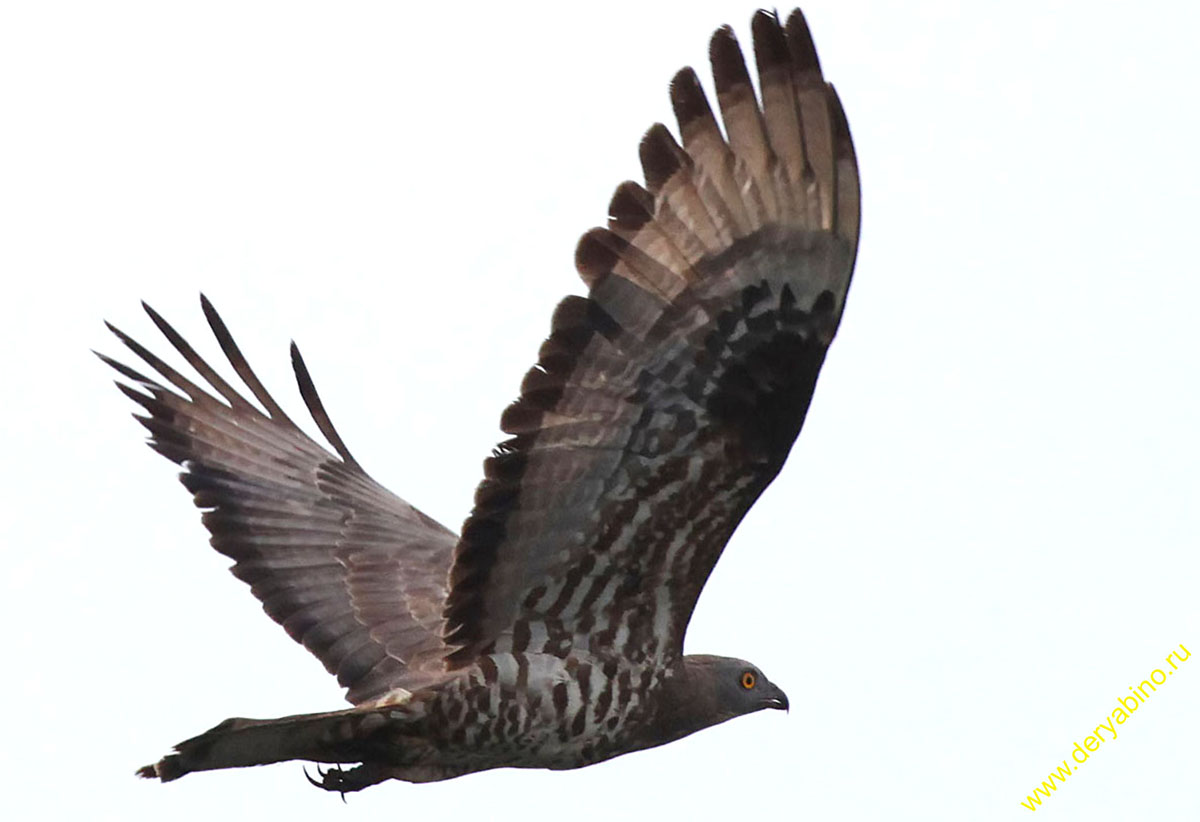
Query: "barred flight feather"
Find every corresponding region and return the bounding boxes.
[444,8,858,667]
[101,297,456,704]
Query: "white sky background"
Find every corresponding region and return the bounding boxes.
[2,1,1198,819]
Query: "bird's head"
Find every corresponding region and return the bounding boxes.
[649,654,789,747]
[685,654,789,720]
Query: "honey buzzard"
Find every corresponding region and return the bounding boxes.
[100,8,859,792]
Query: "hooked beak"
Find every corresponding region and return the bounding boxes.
[764,683,789,713]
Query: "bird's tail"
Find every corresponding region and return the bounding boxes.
[137,706,392,782]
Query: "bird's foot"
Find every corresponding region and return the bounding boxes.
[303,764,383,799]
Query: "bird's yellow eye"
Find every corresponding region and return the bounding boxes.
[741,671,756,690]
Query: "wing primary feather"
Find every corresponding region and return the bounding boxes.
[668,66,714,133]
[290,341,362,471]
[827,84,861,257]
[709,23,778,224]
[104,321,213,405]
[638,123,688,193]
[141,301,256,412]
[93,349,160,389]
[639,123,725,259]
[607,180,655,233]
[751,10,807,222]
[669,66,752,237]
[199,294,295,424]
[784,8,823,81]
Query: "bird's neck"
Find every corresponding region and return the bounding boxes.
[642,658,728,748]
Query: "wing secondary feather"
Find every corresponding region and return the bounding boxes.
[443,9,859,668]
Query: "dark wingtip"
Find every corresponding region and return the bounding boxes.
[709,24,750,96]
[290,339,361,470]
[198,293,217,329]
[784,8,822,78]
[669,67,709,128]
[140,300,169,334]
[197,294,293,422]
[94,348,155,385]
[607,180,654,232]
[574,227,624,288]
[638,122,685,193]
[751,9,789,76]
[827,84,855,160]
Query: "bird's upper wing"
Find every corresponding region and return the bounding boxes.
[100,297,455,704]
[443,9,859,668]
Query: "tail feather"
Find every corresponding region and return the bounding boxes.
[137,708,389,782]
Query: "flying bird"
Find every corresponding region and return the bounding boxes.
[100,8,859,792]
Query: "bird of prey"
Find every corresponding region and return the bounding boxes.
[100,7,859,792]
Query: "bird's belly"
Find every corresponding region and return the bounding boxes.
[417,652,662,771]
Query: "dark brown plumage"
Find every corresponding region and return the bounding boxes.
[103,8,858,792]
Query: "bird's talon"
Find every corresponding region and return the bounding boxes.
[304,764,354,794]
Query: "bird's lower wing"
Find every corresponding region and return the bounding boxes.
[100,297,455,703]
